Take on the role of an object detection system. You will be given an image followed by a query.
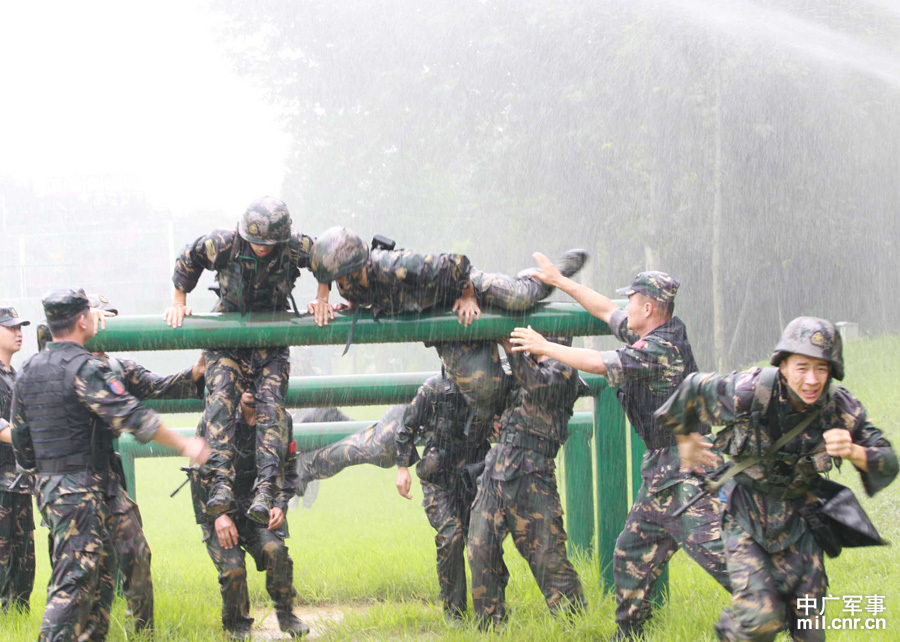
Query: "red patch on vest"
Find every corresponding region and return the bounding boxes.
[288,440,297,454]
[108,378,126,395]
[632,339,647,350]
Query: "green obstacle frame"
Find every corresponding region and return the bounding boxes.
[106,302,660,596]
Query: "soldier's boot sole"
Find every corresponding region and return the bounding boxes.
[247,479,275,524]
[277,611,310,639]
[556,248,589,278]
[205,486,234,518]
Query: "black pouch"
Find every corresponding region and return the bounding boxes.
[416,448,445,483]
[462,460,487,497]
[800,478,888,558]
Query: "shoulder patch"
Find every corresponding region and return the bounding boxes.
[204,238,218,263]
[288,440,297,455]
[106,373,126,396]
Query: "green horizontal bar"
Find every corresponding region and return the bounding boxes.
[145,371,609,413]
[86,302,615,352]
[118,414,593,459]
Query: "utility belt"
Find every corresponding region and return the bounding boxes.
[740,475,811,501]
[500,430,559,458]
[639,432,677,451]
[37,451,110,474]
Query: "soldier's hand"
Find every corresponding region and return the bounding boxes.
[823,428,853,458]
[676,433,721,473]
[164,303,192,328]
[268,507,285,530]
[90,308,115,333]
[182,437,211,466]
[334,300,354,312]
[215,514,238,549]
[307,299,335,327]
[509,325,550,355]
[530,252,563,287]
[452,294,481,327]
[396,467,413,500]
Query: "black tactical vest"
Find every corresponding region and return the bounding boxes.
[617,317,701,450]
[16,343,113,473]
[0,366,16,469]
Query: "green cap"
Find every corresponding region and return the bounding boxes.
[616,271,680,303]
[42,288,90,322]
[0,307,30,328]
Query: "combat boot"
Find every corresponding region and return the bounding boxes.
[247,478,274,524]
[555,248,589,278]
[277,609,310,639]
[205,484,234,518]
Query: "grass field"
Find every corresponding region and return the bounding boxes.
[3,337,899,640]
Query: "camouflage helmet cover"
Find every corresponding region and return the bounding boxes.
[238,196,292,245]
[309,226,369,283]
[770,316,844,381]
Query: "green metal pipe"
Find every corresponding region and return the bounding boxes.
[594,389,628,592]
[145,371,609,413]
[86,302,616,352]
[564,417,594,557]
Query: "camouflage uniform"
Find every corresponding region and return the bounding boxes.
[0,339,34,613]
[190,410,300,636]
[467,351,587,628]
[396,374,497,618]
[598,272,729,637]
[173,220,314,518]
[295,406,401,491]
[12,334,165,641]
[656,336,898,640]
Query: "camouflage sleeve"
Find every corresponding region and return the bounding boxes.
[397,377,440,467]
[277,417,299,510]
[506,351,578,404]
[607,308,639,344]
[395,251,472,298]
[836,389,899,496]
[75,358,162,444]
[599,336,669,389]
[172,229,235,294]
[118,358,202,401]
[10,386,35,471]
[654,371,745,436]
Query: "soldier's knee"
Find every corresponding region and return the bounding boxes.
[220,566,247,589]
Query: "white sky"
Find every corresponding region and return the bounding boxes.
[0,1,289,214]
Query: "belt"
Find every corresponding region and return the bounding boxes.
[500,431,559,458]
[37,453,104,474]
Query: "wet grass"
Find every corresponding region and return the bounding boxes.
[2,337,898,640]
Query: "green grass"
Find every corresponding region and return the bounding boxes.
[4,337,899,640]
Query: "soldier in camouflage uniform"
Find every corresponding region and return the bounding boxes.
[656,317,898,641]
[36,295,207,633]
[11,288,208,642]
[510,267,729,639]
[467,337,587,629]
[190,390,307,640]
[395,373,503,621]
[165,197,330,525]
[0,307,34,612]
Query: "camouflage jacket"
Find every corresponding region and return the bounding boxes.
[396,375,490,479]
[103,355,203,404]
[600,309,702,494]
[0,361,24,492]
[337,248,471,314]
[655,367,898,551]
[173,228,314,313]
[12,342,163,498]
[485,352,585,481]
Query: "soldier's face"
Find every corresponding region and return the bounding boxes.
[0,324,23,355]
[625,294,651,332]
[779,354,830,405]
[336,269,364,292]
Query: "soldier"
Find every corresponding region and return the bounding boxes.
[467,337,587,629]
[190,390,307,640]
[164,197,330,524]
[509,264,729,640]
[395,373,500,622]
[0,307,34,613]
[35,295,206,633]
[655,317,898,641]
[11,288,209,641]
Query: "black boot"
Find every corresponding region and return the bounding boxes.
[277,609,310,639]
[247,479,274,524]
[556,248,589,278]
[205,484,234,518]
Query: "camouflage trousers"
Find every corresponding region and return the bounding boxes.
[203,347,290,489]
[295,405,403,486]
[468,473,585,628]
[108,488,153,632]
[201,512,295,633]
[38,489,115,642]
[615,478,729,632]
[422,480,475,617]
[0,490,35,612]
[469,269,552,312]
[715,516,826,642]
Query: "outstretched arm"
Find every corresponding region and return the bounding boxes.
[530,252,619,324]
[508,326,607,375]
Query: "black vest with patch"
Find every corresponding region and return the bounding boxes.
[16,343,113,473]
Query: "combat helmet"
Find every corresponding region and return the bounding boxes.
[238,197,292,245]
[309,226,369,283]
[770,316,844,381]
